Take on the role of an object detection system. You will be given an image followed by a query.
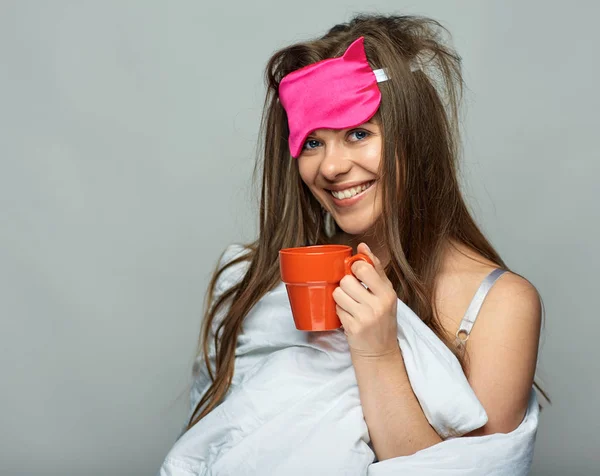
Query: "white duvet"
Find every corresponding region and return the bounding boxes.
[159,245,539,475]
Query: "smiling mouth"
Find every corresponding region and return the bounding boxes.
[327,181,375,200]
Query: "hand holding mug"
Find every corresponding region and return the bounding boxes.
[333,243,399,358]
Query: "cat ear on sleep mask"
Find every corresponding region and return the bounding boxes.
[278,37,390,158]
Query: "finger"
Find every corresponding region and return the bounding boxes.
[357,243,386,278]
[332,284,363,317]
[335,304,355,333]
[339,273,375,306]
[350,259,387,296]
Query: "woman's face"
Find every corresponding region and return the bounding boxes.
[296,118,383,236]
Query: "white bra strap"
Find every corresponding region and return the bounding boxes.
[455,269,507,343]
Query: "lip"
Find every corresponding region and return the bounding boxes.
[327,181,375,208]
[325,180,374,192]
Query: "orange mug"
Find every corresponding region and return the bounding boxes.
[279,245,373,331]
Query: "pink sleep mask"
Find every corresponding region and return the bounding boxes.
[278,36,389,158]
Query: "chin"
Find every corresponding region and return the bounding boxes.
[335,219,376,237]
[334,205,382,236]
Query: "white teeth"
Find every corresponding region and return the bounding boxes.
[331,181,372,200]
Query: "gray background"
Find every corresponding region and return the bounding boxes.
[1,1,598,475]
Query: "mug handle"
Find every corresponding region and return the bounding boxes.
[344,253,374,276]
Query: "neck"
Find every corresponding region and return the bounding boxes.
[333,225,390,268]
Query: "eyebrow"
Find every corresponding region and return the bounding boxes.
[318,118,377,133]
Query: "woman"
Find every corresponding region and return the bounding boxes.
[160,14,545,475]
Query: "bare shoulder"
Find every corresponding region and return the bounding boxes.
[435,240,541,338]
[435,240,542,435]
[437,240,541,347]
[473,271,542,331]
[464,270,542,365]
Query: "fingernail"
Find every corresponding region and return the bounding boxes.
[364,243,371,253]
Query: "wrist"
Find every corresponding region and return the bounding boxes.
[350,343,402,363]
[350,344,412,394]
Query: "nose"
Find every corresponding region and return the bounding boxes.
[318,142,352,182]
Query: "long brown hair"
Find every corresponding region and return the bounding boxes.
[186,14,545,431]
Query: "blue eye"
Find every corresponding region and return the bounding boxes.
[303,139,321,150]
[349,130,369,141]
